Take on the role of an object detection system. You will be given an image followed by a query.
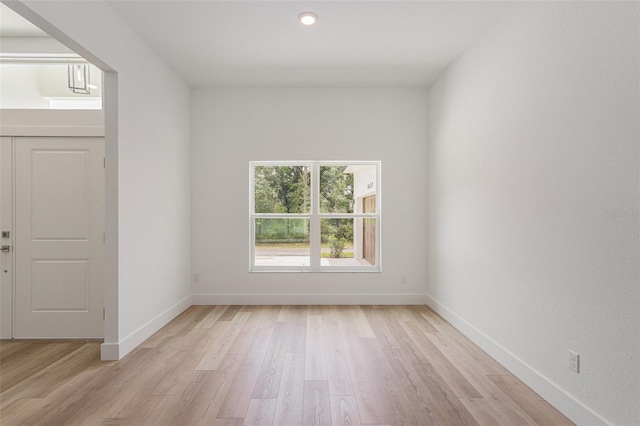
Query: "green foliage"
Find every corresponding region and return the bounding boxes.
[254,164,354,249]
[254,166,310,213]
[328,235,345,258]
[321,218,353,258]
[320,166,354,213]
[255,218,309,242]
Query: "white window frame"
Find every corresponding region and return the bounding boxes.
[250,161,381,273]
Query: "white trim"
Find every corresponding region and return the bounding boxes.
[99,342,120,360]
[100,294,192,361]
[248,163,254,272]
[193,293,427,305]
[0,126,104,137]
[0,138,13,339]
[310,163,320,270]
[0,109,104,137]
[425,294,610,426]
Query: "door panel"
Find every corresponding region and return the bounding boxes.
[31,150,90,240]
[14,137,104,338]
[363,195,376,266]
[31,259,89,311]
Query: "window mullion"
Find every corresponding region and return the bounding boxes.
[310,163,321,271]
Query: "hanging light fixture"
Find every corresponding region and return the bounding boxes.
[68,63,91,95]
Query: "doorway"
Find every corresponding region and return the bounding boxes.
[1,136,105,338]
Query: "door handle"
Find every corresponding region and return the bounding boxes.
[1,245,10,253]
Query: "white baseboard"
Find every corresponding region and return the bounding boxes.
[100,342,120,360]
[193,293,428,305]
[100,294,192,361]
[425,294,609,426]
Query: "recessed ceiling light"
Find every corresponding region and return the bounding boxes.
[298,11,318,26]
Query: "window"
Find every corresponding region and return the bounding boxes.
[250,161,381,272]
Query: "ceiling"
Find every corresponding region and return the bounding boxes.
[0,2,48,37]
[2,1,515,88]
[108,1,514,88]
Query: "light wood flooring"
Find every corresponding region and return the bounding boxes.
[0,305,573,425]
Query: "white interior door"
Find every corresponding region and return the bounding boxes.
[14,137,104,338]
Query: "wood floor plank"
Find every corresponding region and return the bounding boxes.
[422,313,511,377]
[362,306,428,364]
[243,305,281,329]
[273,352,305,426]
[0,343,105,403]
[378,345,453,425]
[137,329,169,349]
[228,327,259,355]
[169,372,226,425]
[193,352,247,422]
[337,306,375,338]
[0,305,574,426]
[489,374,574,426]
[219,305,243,321]
[123,394,177,425]
[0,342,83,392]
[343,333,396,425]
[214,419,244,426]
[358,336,426,426]
[150,328,216,397]
[399,319,483,399]
[283,305,308,353]
[305,315,328,381]
[417,367,480,426]
[329,395,362,426]
[161,305,212,337]
[243,398,277,426]
[252,324,288,399]
[0,340,28,359]
[82,338,196,423]
[197,305,230,329]
[0,397,46,426]
[322,319,354,396]
[460,397,529,426]
[33,346,158,425]
[403,305,439,333]
[218,328,273,419]
[218,347,268,418]
[303,380,331,426]
[430,354,541,425]
[196,311,251,370]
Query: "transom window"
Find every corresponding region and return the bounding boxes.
[250,161,381,272]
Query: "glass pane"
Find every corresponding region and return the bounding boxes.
[254,218,310,267]
[320,218,376,267]
[254,165,311,213]
[319,166,354,213]
[0,63,103,110]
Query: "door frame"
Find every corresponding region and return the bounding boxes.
[0,137,14,338]
[7,1,118,359]
[0,122,105,339]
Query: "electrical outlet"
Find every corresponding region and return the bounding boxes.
[568,350,579,373]
[192,272,200,283]
[400,274,407,283]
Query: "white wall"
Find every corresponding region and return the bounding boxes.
[16,1,192,359]
[427,3,639,425]
[192,89,428,304]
